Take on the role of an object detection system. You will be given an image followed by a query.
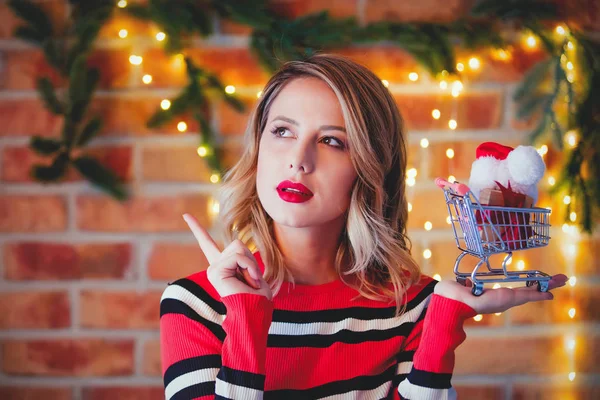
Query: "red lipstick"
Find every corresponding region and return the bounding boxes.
[277,180,313,203]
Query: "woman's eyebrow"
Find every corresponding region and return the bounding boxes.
[272,115,346,133]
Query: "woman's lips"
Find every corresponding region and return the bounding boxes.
[277,188,313,203]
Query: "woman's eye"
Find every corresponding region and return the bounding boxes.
[272,127,291,137]
[323,136,345,149]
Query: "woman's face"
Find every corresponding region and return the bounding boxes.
[256,77,358,228]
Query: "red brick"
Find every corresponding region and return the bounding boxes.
[0,386,72,400]
[406,189,449,230]
[0,196,67,232]
[2,339,134,376]
[87,49,134,89]
[0,49,64,90]
[80,290,161,329]
[0,98,62,137]
[513,384,600,400]
[148,243,209,281]
[394,92,503,131]
[334,47,422,84]
[82,387,164,400]
[427,139,522,181]
[0,291,70,329]
[91,97,200,136]
[464,48,548,84]
[455,335,599,375]
[98,13,154,39]
[269,0,358,19]
[455,386,504,400]
[510,284,600,325]
[219,95,258,136]
[2,145,133,183]
[143,339,161,376]
[365,0,474,23]
[76,195,212,232]
[0,0,67,39]
[142,145,212,182]
[4,242,132,280]
[142,47,269,88]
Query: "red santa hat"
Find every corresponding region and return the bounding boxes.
[476,142,514,160]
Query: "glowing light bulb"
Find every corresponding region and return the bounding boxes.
[129,55,142,65]
[432,109,441,119]
[570,212,577,222]
[420,138,429,148]
[446,148,455,158]
[563,195,571,205]
[197,146,208,157]
[491,48,512,61]
[525,35,537,49]
[156,32,166,41]
[568,308,576,319]
[569,276,577,287]
[381,79,389,87]
[452,81,463,91]
[448,175,456,183]
[177,121,187,132]
[448,119,457,130]
[256,91,263,98]
[562,223,570,233]
[423,249,432,259]
[565,131,577,147]
[118,29,128,38]
[555,25,566,35]
[225,85,236,94]
[538,144,548,155]
[473,314,483,322]
[424,221,432,231]
[407,202,412,212]
[160,99,171,110]
[406,177,416,187]
[568,372,576,381]
[566,61,574,70]
[211,200,220,215]
[548,176,556,186]
[210,174,220,183]
[408,72,419,81]
[439,80,448,90]
[517,260,525,270]
[567,41,574,50]
[566,337,576,351]
[468,57,480,70]
[142,74,152,84]
[567,72,575,83]
[407,168,417,178]
[456,62,464,72]
[117,0,127,8]
[433,274,441,281]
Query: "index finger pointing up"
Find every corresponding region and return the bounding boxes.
[183,213,221,264]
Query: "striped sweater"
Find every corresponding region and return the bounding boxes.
[160,252,477,399]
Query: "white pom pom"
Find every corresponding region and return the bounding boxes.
[469,156,502,199]
[506,146,546,186]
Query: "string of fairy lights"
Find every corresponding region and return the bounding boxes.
[114,0,580,382]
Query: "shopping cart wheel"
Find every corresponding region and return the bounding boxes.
[537,280,549,292]
[472,283,484,296]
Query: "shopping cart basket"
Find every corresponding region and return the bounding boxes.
[435,177,552,296]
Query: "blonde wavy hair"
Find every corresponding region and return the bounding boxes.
[217,53,422,315]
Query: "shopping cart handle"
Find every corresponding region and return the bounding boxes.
[435,177,470,196]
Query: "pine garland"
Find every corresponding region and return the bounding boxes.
[8,0,599,232]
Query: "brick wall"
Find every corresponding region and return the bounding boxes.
[0,0,599,399]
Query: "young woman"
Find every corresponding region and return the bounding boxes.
[160,53,567,399]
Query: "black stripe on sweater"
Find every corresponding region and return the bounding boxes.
[407,367,452,389]
[216,366,265,390]
[267,320,415,348]
[264,363,397,399]
[170,278,226,315]
[164,355,222,388]
[160,298,226,341]
[272,280,436,324]
[170,382,215,400]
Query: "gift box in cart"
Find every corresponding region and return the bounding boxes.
[435,177,552,296]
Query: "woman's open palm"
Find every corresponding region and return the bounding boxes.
[434,274,568,315]
[183,213,273,300]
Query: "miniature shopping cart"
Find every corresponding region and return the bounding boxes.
[435,178,552,296]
